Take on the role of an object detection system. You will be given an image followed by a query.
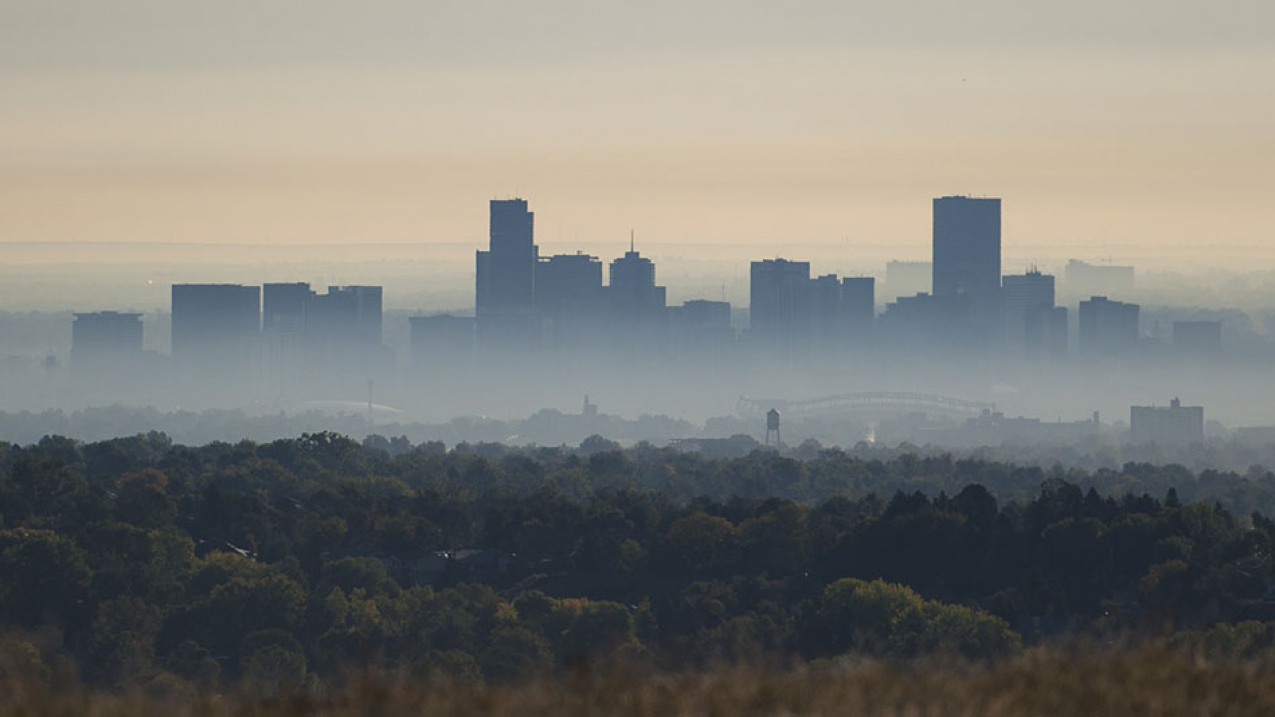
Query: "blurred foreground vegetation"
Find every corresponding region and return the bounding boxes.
[3,645,1275,716]
[3,431,1275,697]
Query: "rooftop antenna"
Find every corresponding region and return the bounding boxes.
[630,228,635,253]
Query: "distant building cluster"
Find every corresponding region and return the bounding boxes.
[399,196,1211,366]
[66,195,1227,409]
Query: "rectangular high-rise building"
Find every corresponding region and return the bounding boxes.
[840,277,875,334]
[263,282,313,336]
[933,196,1001,326]
[1025,305,1069,360]
[608,248,666,325]
[476,198,537,317]
[1002,271,1055,354]
[749,258,811,348]
[1131,398,1203,445]
[170,284,260,368]
[305,285,383,347]
[667,300,734,355]
[1078,296,1139,355]
[71,311,143,365]
[476,199,541,350]
[536,253,605,344]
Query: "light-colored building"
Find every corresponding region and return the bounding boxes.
[1131,397,1203,445]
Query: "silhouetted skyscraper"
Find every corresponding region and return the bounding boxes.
[170,284,260,371]
[71,311,143,365]
[305,286,382,347]
[933,196,1001,335]
[608,245,666,327]
[667,300,734,357]
[476,199,537,314]
[1078,296,1139,355]
[537,253,604,345]
[840,276,876,343]
[750,258,811,350]
[1002,270,1055,354]
[1025,305,1069,360]
[476,199,540,349]
[263,282,312,336]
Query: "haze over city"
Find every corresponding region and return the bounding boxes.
[2,0,1273,257]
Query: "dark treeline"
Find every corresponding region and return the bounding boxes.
[3,432,1275,692]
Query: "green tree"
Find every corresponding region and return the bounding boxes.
[0,528,91,628]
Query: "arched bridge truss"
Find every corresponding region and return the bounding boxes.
[736,392,996,420]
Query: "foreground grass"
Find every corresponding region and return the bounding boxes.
[3,645,1273,716]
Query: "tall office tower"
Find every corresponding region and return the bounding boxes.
[808,274,844,345]
[306,286,384,346]
[840,276,876,340]
[749,258,811,349]
[170,284,261,370]
[1002,270,1056,355]
[261,282,313,392]
[932,196,1001,334]
[1078,296,1139,355]
[667,299,734,357]
[536,253,605,345]
[607,246,666,326]
[71,311,143,366]
[1025,305,1069,360]
[475,199,540,349]
[476,198,537,316]
[263,282,313,335]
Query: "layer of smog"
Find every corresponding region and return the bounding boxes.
[0,198,1274,457]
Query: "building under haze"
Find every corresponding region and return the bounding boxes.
[749,258,812,352]
[607,244,666,330]
[884,261,931,302]
[932,196,1001,335]
[536,253,605,346]
[262,282,312,337]
[1002,270,1056,356]
[840,277,876,331]
[1078,296,1139,356]
[1131,397,1203,445]
[410,314,475,371]
[1063,260,1135,302]
[667,299,734,356]
[1024,305,1069,360]
[170,284,261,373]
[71,311,143,366]
[476,198,540,349]
[304,286,383,348]
[808,275,875,351]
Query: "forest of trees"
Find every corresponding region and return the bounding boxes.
[3,431,1275,694]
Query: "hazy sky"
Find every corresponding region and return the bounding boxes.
[2,1,1273,263]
